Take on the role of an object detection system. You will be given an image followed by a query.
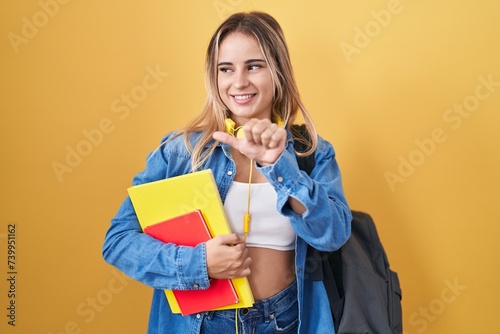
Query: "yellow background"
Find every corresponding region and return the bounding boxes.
[1,0,499,333]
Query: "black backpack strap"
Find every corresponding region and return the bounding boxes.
[292,124,315,173]
[321,250,344,329]
[292,124,344,330]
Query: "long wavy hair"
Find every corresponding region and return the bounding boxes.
[181,11,317,171]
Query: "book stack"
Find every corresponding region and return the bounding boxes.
[127,169,254,316]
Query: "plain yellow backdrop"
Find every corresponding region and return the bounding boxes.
[1,0,499,333]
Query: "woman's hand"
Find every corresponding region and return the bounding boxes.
[205,234,252,279]
[213,118,287,166]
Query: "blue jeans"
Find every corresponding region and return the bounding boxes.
[201,281,299,334]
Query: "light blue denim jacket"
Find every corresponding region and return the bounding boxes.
[102,129,351,334]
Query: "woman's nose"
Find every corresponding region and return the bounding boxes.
[233,70,249,89]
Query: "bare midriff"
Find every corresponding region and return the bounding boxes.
[246,247,296,301]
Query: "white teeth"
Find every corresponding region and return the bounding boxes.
[233,94,253,100]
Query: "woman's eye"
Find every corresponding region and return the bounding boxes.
[219,67,232,73]
[248,65,262,70]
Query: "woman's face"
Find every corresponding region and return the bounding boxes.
[217,32,274,126]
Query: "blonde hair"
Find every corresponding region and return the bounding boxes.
[181,11,317,171]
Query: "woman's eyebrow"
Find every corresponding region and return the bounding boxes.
[217,59,266,66]
[244,59,266,64]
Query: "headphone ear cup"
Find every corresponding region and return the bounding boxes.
[224,116,284,138]
[276,116,284,128]
[272,113,285,128]
[224,118,235,135]
[235,129,246,139]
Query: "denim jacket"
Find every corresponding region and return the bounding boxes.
[102,129,351,334]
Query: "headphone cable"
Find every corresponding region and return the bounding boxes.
[243,159,252,241]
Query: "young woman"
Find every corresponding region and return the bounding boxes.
[103,11,351,334]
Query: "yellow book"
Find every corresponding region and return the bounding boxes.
[127,169,254,314]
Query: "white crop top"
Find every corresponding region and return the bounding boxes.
[223,181,296,251]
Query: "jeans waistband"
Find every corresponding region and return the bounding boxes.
[208,280,297,321]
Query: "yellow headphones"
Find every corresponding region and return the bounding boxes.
[224,116,285,138]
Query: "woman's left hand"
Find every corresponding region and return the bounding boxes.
[213,118,287,166]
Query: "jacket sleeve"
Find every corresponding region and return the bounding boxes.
[102,136,211,291]
[256,136,351,251]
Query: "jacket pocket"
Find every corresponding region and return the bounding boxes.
[388,270,403,333]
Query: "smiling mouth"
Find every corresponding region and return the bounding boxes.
[231,94,256,104]
[232,94,256,100]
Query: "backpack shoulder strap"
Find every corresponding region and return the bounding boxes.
[292,124,315,174]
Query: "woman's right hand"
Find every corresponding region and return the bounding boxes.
[205,234,252,279]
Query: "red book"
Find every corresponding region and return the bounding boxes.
[144,210,239,315]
